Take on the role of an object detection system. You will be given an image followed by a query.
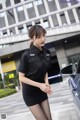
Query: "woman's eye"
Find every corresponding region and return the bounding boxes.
[37,36,41,38]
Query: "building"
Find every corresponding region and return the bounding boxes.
[0,0,80,87]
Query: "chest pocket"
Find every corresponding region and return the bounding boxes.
[28,55,42,70]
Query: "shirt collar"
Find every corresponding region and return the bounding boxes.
[30,44,44,55]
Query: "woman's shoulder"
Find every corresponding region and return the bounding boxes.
[21,49,30,58]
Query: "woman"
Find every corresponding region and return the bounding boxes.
[18,25,53,120]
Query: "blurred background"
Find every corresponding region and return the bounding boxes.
[0,0,80,91]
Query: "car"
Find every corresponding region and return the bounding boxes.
[60,60,80,116]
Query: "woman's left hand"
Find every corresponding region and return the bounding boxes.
[45,83,53,95]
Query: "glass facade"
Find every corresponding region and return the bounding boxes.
[0,0,79,37]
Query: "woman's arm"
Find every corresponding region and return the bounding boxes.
[44,72,49,85]
[19,72,50,93]
[19,72,41,88]
[44,72,53,95]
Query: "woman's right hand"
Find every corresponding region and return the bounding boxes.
[39,83,51,93]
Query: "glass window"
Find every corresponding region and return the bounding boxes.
[76,7,80,20]
[0,12,5,17]
[77,0,80,3]
[6,0,11,7]
[26,24,32,30]
[60,12,67,25]
[2,30,7,36]
[37,0,46,15]
[0,45,2,49]
[0,12,6,28]
[36,22,41,25]
[16,6,26,22]
[43,20,49,28]
[0,31,2,36]
[14,0,21,4]
[18,25,26,33]
[0,4,2,9]
[26,3,36,18]
[35,0,43,5]
[51,14,59,27]
[58,0,68,9]
[35,19,41,25]
[26,3,33,9]
[43,17,50,28]
[10,27,16,35]
[7,9,16,25]
[68,9,76,23]
[17,6,23,11]
[48,0,57,12]
[48,0,53,1]
[68,54,80,69]
[70,0,79,5]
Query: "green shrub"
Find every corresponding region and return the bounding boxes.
[0,88,17,98]
[7,83,15,88]
[0,81,3,89]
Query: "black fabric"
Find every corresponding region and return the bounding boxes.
[18,51,29,73]
[18,44,51,106]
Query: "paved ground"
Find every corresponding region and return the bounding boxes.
[0,78,80,120]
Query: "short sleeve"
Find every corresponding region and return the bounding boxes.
[18,52,29,73]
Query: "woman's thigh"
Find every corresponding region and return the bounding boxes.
[29,104,48,120]
[40,99,52,120]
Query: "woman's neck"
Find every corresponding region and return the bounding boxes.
[33,44,42,51]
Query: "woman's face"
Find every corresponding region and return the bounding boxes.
[33,34,46,47]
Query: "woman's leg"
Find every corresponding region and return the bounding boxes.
[40,99,52,120]
[29,104,48,120]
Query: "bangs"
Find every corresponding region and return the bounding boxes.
[35,27,46,38]
[28,25,46,39]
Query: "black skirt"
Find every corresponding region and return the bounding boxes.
[22,83,48,106]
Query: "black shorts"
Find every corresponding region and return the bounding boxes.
[22,85,48,106]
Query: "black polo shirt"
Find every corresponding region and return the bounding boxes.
[18,44,51,83]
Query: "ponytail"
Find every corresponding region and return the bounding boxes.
[30,41,33,47]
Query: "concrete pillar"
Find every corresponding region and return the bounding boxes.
[15,26,19,34]
[10,0,18,23]
[67,0,79,23]
[10,0,19,34]
[7,29,10,36]
[33,1,39,17]
[48,16,54,28]
[55,0,60,10]
[2,3,10,36]
[43,0,49,13]
[40,18,44,26]
[55,0,62,26]
[72,8,79,23]
[55,43,69,69]
[64,11,71,25]
[56,13,62,26]
[32,21,35,25]
[23,3,29,20]
[0,31,3,36]
[43,0,54,28]
[23,24,28,33]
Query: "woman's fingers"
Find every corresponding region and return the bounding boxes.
[45,86,53,94]
[44,86,53,93]
[39,83,53,95]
